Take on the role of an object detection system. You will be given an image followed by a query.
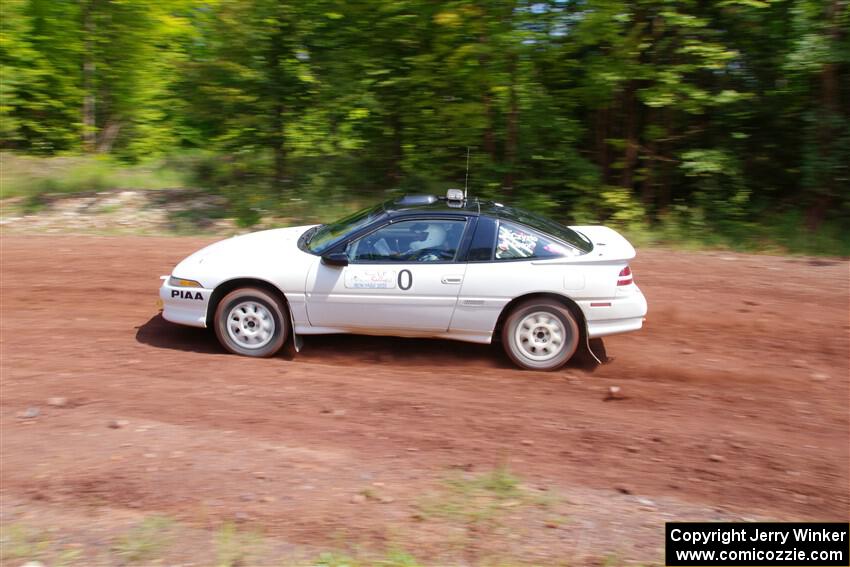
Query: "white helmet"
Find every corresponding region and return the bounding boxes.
[409,223,447,251]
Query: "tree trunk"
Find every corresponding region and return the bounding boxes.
[595,106,609,184]
[479,34,496,160]
[620,81,639,191]
[274,112,286,189]
[820,0,840,117]
[502,53,519,193]
[269,19,287,192]
[387,110,403,185]
[82,1,96,153]
[642,109,656,217]
[658,107,673,213]
[483,91,496,160]
[806,0,842,229]
[96,121,120,153]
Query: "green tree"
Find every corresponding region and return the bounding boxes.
[1,0,847,247]
[1,0,83,153]
[178,0,312,187]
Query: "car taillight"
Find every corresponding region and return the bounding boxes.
[617,265,633,286]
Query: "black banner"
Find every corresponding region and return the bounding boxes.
[666,522,849,566]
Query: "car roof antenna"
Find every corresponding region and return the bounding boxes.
[464,146,471,200]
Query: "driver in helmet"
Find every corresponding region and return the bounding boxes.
[407,223,448,257]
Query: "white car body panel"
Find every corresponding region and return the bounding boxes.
[160,219,647,346]
[450,224,645,340]
[161,225,317,329]
[304,261,467,333]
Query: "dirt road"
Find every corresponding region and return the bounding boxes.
[1,235,848,565]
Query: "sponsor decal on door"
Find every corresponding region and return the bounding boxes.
[344,269,397,289]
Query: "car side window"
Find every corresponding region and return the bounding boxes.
[347,219,467,263]
[495,221,576,260]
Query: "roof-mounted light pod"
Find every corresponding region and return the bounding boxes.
[446,188,464,207]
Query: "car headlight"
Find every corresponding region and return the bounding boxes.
[168,276,203,288]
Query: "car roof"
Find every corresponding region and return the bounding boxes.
[384,195,532,222]
[385,195,538,218]
[307,194,594,255]
[384,195,481,217]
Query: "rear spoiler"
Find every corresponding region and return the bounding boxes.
[568,226,636,262]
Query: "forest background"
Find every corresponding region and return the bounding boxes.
[1,0,848,254]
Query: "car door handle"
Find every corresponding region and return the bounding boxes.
[441,276,463,284]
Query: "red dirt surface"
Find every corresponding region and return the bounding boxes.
[1,235,848,564]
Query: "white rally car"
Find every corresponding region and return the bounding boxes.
[160,191,647,371]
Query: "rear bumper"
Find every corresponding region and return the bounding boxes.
[578,286,647,338]
[159,276,210,328]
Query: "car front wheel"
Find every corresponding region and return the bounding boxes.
[502,299,580,371]
[214,288,288,357]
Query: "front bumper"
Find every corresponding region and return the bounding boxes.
[578,285,647,338]
[159,276,211,328]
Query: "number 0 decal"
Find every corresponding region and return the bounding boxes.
[398,269,413,290]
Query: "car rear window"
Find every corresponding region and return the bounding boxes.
[494,206,593,254]
[495,221,583,260]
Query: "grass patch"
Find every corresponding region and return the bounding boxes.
[619,209,850,257]
[418,466,555,525]
[0,152,190,201]
[215,522,266,567]
[414,467,562,563]
[0,523,51,561]
[3,151,847,256]
[112,515,176,563]
[2,517,611,566]
[0,524,84,566]
[314,549,422,567]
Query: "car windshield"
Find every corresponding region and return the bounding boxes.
[306,203,386,254]
[494,205,593,254]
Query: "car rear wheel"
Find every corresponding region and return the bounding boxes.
[502,299,580,371]
[214,288,288,357]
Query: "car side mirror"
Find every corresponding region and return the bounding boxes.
[321,252,349,267]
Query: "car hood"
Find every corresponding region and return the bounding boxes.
[172,225,317,287]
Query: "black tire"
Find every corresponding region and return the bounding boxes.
[501,298,581,371]
[214,287,288,358]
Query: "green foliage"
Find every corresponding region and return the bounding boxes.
[0,0,848,253]
[572,186,649,232]
[0,0,83,153]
